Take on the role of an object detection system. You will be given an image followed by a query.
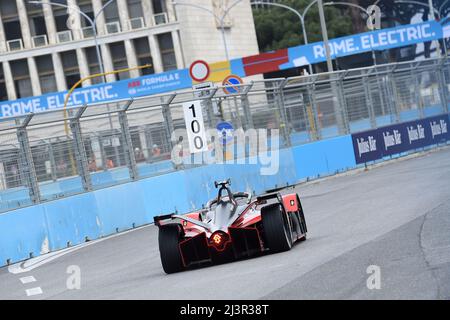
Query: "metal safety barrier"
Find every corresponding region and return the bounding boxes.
[0,56,449,212]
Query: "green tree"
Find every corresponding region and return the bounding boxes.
[252,0,354,52]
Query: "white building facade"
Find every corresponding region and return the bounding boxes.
[0,0,259,102]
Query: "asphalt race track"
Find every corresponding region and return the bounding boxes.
[1,147,449,300]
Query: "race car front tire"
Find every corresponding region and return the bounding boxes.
[262,203,293,253]
[158,224,184,274]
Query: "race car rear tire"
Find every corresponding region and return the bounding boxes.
[159,224,184,274]
[262,203,292,253]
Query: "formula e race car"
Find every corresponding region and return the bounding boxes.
[154,179,308,274]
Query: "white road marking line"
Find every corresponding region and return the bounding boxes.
[8,225,150,274]
[20,276,36,284]
[25,287,43,297]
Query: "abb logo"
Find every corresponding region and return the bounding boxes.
[128,80,141,88]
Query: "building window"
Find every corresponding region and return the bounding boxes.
[0,1,22,41]
[36,55,57,94]
[26,2,47,37]
[78,1,94,28]
[11,60,32,99]
[53,6,69,32]
[61,50,81,89]
[0,1,21,41]
[0,65,7,101]
[158,33,177,71]
[0,0,18,18]
[127,0,143,19]
[86,47,102,84]
[109,42,130,80]
[102,0,120,24]
[3,21,21,41]
[152,0,166,14]
[134,38,154,75]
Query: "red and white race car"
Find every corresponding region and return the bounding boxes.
[154,179,308,274]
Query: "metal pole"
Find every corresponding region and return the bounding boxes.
[317,0,333,73]
[317,0,348,134]
[363,75,376,128]
[252,1,318,74]
[220,20,230,61]
[48,141,57,182]
[428,0,441,57]
[16,115,41,204]
[388,71,401,123]
[301,17,314,75]
[69,106,92,191]
[93,25,104,76]
[118,110,138,181]
[437,62,449,113]
[93,0,117,78]
[173,1,235,61]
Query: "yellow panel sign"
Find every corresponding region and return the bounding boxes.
[193,60,231,84]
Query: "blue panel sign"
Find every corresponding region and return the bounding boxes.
[0,69,192,118]
[216,121,234,145]
[352,114,450,164]
[280,21,444,69]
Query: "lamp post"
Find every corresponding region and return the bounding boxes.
[29,0,116,79]
[252,0,318,74]
[324,1,379,66]
[316,0,334,73]
[172,0,245,61]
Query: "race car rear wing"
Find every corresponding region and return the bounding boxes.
[256,192,283,203]
[154,213,212,231]
[153,214,174,225]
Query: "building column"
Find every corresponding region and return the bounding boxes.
[52,52,67,91]
[92,0,107,35]
[171,30,184,69]
[148,34,164,73]
[101,44,116,82]
[165,0,176,22]
[0,13,6,52]
[142,0,155,27]
[67,0,82,40]
[117,0,130,32]
[2,61,17,100]
[16,0,32,49]
[124,40,140,78]
[42,0,57,45]
[76,48,92,86]
[27,57,42,96]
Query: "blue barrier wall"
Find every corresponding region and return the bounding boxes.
[2,110,449,266]
[0,135,356,266]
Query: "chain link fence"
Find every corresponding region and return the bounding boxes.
[0,57,449,212]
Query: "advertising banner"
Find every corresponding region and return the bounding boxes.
[352,114,450,164]
[0,69,191,118]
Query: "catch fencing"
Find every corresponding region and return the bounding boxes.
[0,56,449,212]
